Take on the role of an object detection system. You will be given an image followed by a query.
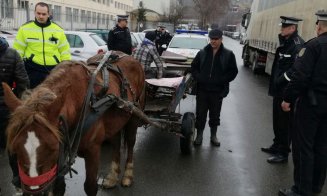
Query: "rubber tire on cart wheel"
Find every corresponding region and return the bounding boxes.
[180,112,195,154]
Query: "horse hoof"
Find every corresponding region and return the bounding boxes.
[121,177,133,187]
[102,178,118,189]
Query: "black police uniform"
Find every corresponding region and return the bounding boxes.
[107,17,132,55]
[280,12,327,196]
[262,16,304,163]
[155,27,172,55]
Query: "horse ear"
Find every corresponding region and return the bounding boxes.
[1,82,22,112]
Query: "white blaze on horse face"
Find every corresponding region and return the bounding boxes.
[24,131,40,189]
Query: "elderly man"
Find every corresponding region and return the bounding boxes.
[191,29,238,147]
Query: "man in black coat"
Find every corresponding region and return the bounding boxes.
[191,29,238,146]
[279,11,327,196]
[0,36,29,192]
[155,25,172,55]
[107,15,132,55]
[261,16,304,163]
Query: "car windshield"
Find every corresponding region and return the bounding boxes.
[90,34,107,46]
[169,37,207,49]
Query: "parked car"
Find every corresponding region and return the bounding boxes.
[231,32,240,39]
[165,33,209,62]
[0,30,17,47]
[65,31,108,61]
[78,29,109,42]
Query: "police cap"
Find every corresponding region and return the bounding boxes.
[315,10,327,24]
[157,25,166,28]
[208,29,223,39]
[117,15,129,21]
[280,16,302,27]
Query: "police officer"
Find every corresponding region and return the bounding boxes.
[191,29,238,146]
[107,15,132,55]
[13,2,71,88]
[279,11,327,196]
[154,25,172,55]
[261,16,304,164]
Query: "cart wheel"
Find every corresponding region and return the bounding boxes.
[180,112,195,154]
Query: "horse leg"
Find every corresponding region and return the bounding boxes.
[121,121,138,187]
[84,145,101,196]
[103,133,121,189]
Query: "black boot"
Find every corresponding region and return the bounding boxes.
[193,129,203,146]
[210,127,220,147]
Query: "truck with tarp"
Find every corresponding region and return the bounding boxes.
[241,0,327,74]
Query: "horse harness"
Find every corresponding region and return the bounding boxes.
[57,52,140,179]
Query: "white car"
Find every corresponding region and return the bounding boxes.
[65,31,108,61]
[165,34,209,61]
[0,30,17,47]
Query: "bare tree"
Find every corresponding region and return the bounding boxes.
[167,1,185,31]
[192,0,229,29]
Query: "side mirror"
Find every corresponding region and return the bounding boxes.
[161,44,167,49]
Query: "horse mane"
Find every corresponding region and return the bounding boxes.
[6,61,85,151]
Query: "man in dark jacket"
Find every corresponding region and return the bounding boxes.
[155,25,172,55]
[262,16,304,164]
[0,36,29,193]
[191,29,238,146]
[279,11,327,196]
[107,15,132,55]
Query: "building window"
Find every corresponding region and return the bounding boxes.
[115,1,117,8]
[102,13,105,24]
[65,7,72,22]
[81,10,86,22]
[92,12,96,23]
[1,0,14,18]
[53,5,61,21]
[87,11,91,22]
[17,0,29,9]
[73,8,79,22]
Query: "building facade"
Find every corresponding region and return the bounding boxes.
[0,0,133,30]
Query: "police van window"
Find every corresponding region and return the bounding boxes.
[90,34,106,46]
[65,34,75,47]
[74,35,84,48]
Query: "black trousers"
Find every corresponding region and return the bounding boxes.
[195,90,223,131]
[0,109,20,187]
[25,61,55,88]
[292,96,327,196]
[273,97,292,155]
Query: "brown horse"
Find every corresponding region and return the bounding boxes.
[3,53,145,196]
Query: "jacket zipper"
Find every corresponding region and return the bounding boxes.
[42,27,46,66]
[209,55,214,78]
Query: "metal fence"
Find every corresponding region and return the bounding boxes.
[0,4,117,31]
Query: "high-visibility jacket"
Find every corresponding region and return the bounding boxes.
[14,20,71,66]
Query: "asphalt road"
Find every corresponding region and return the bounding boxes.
[1,36,326,196]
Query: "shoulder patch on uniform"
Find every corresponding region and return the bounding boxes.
[298,48,306,57]
[111,26,117,30]
[21,20,34,26]
[51,21,63,29]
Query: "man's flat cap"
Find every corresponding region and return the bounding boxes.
[316,10,327,22]
[117,15,129,20]
[209,29,223,39]
[280,16,302,26]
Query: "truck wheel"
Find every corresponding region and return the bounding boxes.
[242,46,250,67]
[252,54,260,74]
[180,112,195,154]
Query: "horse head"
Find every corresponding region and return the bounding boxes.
[3,82,62,194]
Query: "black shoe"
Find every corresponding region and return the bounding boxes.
[193,134,203,146]
[210,136,220,147]
[261,145,278,154]
[278,188,302,196]
[267,154,288,163]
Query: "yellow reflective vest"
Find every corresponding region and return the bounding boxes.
[14,20,71,66]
